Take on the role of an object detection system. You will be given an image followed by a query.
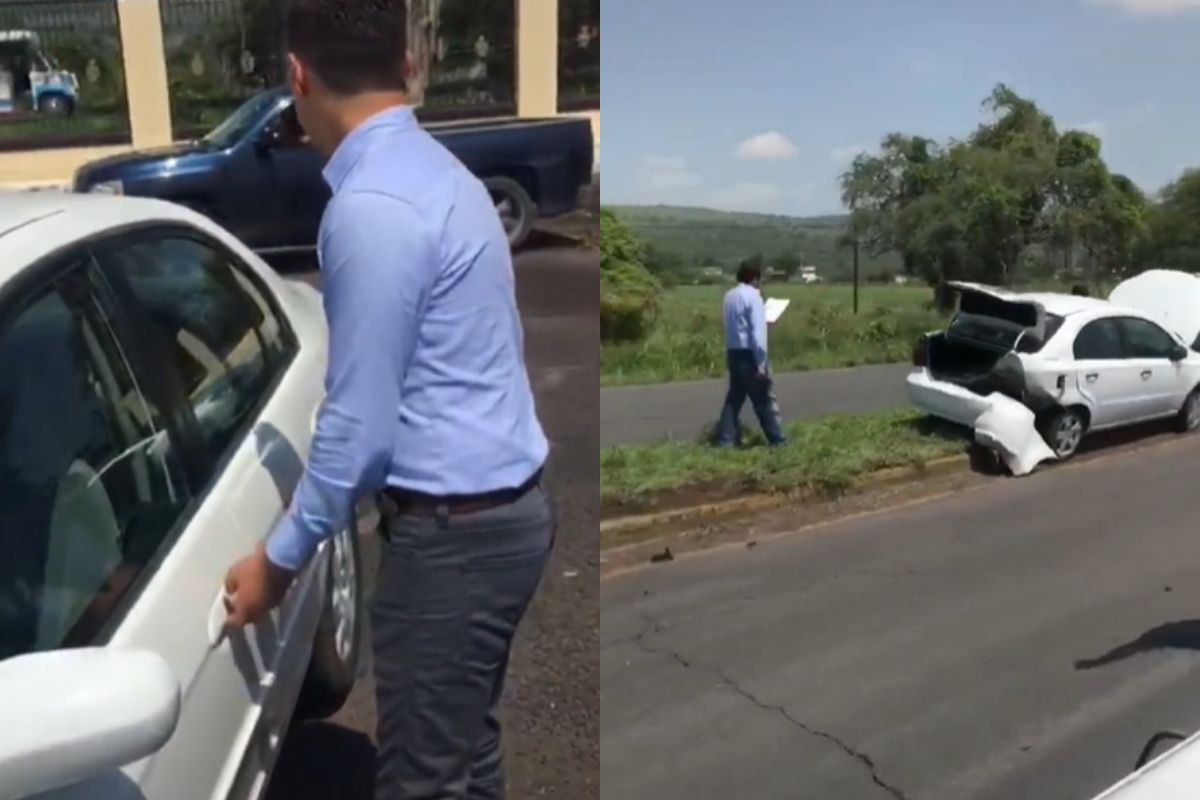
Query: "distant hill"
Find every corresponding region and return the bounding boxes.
[608,205,901,280]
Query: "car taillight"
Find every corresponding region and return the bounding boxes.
[912,335,928,368]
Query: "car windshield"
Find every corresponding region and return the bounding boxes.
[949,311,1065,353]
[202,92,282,149]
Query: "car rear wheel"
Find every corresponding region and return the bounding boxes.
[1178,389,1200,433]
[296,523,363,719]
[484,176,536,250]
[1039,407,1087,460]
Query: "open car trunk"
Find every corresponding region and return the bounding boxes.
[922,283,1048,399]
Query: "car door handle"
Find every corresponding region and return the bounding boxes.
[1141,370,1153,380]
[1085,373,1099,383]
[208,587,231,647]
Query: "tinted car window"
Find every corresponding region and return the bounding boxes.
[99,235,295,467]
[1074,319,1124,360]
[0,266,188,660]
[1119,317,1177,359]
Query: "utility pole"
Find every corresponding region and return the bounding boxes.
[852,237,860,315]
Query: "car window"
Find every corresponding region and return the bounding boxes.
[0,265,189,661]
[1119,317,1178,359]
[1073,319,1124,360]
[97,234,296,472]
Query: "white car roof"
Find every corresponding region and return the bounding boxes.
[0,193,200,284]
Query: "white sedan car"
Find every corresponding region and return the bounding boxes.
[0,193,363,800]
[908,277,1200,461]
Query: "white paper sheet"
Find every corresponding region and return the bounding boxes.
[764,298,790,324]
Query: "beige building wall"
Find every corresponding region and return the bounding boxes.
[0,0,597,188]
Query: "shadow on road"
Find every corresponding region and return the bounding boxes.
[266,721,377,800]
[1075,619,1200,670]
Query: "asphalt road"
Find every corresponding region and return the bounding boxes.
[601,363,912,447]
[266,234,599,798]
[602,437,1200,800]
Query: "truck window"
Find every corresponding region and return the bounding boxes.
[202,92,282,149]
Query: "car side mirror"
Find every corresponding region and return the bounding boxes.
[0,648,181,797]
[1171,344,1188,362]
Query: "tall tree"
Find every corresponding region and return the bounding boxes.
[839,84,1145,287]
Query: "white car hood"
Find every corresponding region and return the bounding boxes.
[1109,270,1200,349]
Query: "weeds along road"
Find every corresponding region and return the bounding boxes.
[602,434,1200,800]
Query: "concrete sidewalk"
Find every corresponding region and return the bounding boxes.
[601,362,913,447]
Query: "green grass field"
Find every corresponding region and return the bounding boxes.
[601,283,944,387]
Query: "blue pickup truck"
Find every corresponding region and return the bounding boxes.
[72,88,594,251]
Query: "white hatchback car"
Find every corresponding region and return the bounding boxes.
[0,193,363,800]
[908,278,1200,460]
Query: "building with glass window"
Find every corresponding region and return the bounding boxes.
[0,0,598,187]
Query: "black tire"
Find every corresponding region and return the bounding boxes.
[1178,388,1200,433]
[483,176,536,249]
[296,525,364,719]
[1038,407,1088,460]
[39,94,72,117]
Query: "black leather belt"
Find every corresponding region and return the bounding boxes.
[380,468,543,518]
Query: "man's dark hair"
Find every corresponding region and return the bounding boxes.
[286,0,407,95]
[736,262,763,285]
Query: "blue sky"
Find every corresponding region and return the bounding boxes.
[601,0,1200,216]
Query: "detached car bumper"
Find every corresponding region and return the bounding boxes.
[906,369,993,427]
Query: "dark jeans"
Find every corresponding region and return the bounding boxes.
[716,349,785,446]
[372,485,555,799]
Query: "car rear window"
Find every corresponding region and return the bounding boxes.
[949,312,1064,353]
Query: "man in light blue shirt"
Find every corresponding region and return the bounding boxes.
[222,0,554,795]
[716,261,786,446]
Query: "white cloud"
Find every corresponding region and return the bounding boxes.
[831,144,870,165]
[641,155,701,190]
[706,183,785,213]
[1067,120,1109,139]
[734,132,799,161]
[1085,0,1200,14]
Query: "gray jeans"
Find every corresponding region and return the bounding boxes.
[372,485,555,800]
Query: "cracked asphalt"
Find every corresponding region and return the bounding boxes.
[267,235,598,799]
[602,436,1200,800]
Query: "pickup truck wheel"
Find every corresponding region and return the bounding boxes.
[484,176,535,249]
[296,523,363,720]
[1177,389,1200,433]
[1039,408,1087,460]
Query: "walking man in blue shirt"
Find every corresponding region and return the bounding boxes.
[221,1,553,796]
[716,261,786,447]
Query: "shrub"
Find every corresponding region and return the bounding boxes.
[601,209,660,341]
